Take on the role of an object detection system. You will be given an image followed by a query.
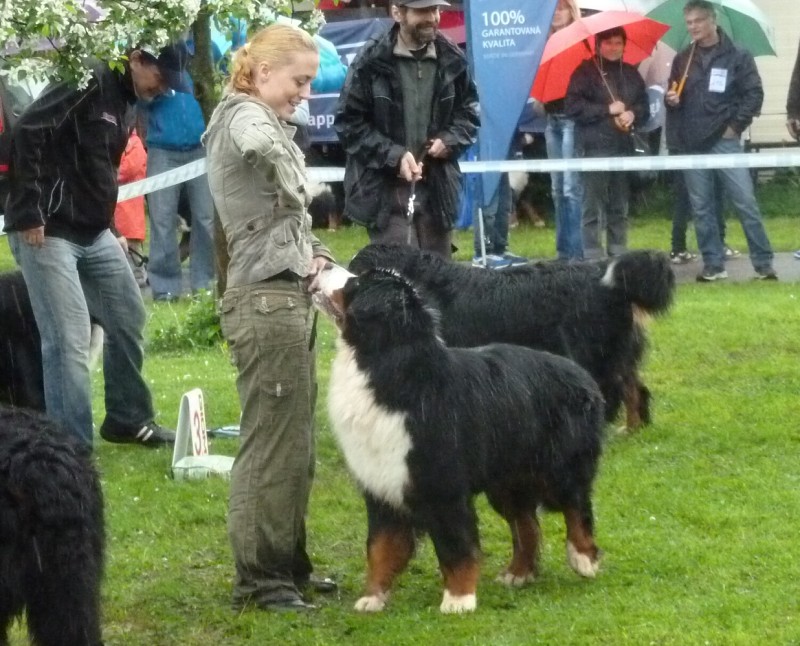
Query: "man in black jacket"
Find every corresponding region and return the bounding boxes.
[334,0,479,258]
[665,0,775,282]
[3,46,185,449]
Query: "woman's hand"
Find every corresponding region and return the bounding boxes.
[307,255,330,278]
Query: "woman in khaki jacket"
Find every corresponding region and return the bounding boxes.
[204,24,335,612]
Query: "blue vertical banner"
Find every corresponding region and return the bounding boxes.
[465,0,558,206]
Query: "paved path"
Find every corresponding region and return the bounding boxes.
[670,251,800,284]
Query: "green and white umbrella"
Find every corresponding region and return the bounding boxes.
[646,0,776,57]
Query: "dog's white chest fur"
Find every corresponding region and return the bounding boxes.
[328,341,411,509]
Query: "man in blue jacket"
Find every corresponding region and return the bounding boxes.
[4,47,181,449]
[665,0,776,282]
[139,58,215,301]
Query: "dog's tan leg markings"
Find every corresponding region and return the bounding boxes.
[355,527,415,612]
[440,559,480,613]
[623,376,643,430]
[497,514,540,586]
[564,508,600,578]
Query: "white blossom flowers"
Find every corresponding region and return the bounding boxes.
[0,0,323,87]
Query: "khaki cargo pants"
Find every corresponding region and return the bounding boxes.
[220,278,317,605]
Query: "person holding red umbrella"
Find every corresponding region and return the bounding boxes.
[565,26,648,260]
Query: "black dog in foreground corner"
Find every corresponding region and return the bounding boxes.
[0,271,104,412]
[0,272,45,410]
[349,244,675,430]
[312,265,604,614]
[0,407,104,646]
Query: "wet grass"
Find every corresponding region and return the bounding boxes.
[2,180,800,644]
[88,279,800,645]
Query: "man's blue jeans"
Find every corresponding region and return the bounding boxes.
[545,114,583,260]
[146,146,216,297]
[9,230,154,447]
[683,137,773,273]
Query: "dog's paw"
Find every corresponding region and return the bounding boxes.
[496,570,536,587]
[354,593,387,612]
[567,541,600,578]
[440,590,477,614]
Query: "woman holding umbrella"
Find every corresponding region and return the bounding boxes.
[543,0,584,261]
[565,26,648,260]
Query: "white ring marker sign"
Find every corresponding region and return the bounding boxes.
[171,388,234,481]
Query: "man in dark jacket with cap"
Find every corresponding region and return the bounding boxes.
[3,45,186,449]
[334,0,479,257]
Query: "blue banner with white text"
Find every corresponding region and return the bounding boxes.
[466,0,557,205]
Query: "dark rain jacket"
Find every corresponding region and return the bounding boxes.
[565,56,648,157]
[665,29,763,153]
[787,40,800,120]
[4,64,135,241]
[333,24,479,230]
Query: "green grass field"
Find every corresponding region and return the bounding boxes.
[3,180,800,645]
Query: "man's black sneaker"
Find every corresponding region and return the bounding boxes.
[100,420,176,447]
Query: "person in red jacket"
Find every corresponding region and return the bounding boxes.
[114,128,148,287]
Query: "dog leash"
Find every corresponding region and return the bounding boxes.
[405,180,417,245]
[405,143,430,245]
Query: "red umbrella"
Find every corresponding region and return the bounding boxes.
[439,10,466,44]
[531,11,670,103]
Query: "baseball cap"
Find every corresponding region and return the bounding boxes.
[154,43,191,93]
[138,42,191,93]
[394,0,451,8]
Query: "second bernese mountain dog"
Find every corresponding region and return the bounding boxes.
[349,245,675,431]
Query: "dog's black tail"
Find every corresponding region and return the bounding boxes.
[600,250,675,315]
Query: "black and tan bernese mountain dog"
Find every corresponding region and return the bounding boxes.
[0,407,105,645]
[349,245,675,430]
[312,264,605,614]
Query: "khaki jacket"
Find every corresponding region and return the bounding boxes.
[203,93,331,287]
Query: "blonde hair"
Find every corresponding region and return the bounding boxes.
[227,24,318,96]
[551,0,581,34]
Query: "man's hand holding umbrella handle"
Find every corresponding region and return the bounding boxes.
[665,87,681,107]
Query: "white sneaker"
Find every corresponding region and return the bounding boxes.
[472,254,512,269]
